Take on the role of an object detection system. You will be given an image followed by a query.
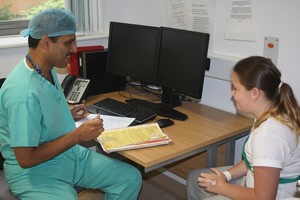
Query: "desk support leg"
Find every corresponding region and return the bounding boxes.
[225,140,235,165]
[207,145,217,167]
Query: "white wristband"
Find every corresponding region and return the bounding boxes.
[222,171,232,182]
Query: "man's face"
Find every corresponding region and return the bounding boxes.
[48,34,77,68]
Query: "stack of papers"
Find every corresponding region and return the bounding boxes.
[98,123,172,153]
[75,114,172,153]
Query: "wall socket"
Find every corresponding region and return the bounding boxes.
[263,36,279,65]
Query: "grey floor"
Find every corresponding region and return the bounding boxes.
[78,170,186,200]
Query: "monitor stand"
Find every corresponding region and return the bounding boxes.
[161,86,182,107]
[125,97,188,121]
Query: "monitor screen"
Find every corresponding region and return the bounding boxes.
[107,22,161,83]
[156,27,209,106]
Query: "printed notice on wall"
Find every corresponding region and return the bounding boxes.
[225,0,256,41]
[186,0,214,34]
[167,0,214,49]
[166,0,214,34]
[166,0,188,29]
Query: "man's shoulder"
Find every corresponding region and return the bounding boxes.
[1,61,37,104]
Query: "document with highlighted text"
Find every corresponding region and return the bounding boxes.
[97,123,172,153]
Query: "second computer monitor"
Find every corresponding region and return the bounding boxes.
[107,22,161,83]
[156,27,210,106]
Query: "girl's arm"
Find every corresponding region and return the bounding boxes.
[227,160,248,180]
[199,165,280,200]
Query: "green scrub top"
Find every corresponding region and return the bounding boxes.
[0,59,87,186]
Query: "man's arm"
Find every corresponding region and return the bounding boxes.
[14,116,103,168]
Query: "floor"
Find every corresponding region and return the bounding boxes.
[78,169,186,200]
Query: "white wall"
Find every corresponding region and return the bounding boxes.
[105,0,300,163]
[0,37,108,81]
[106,0,300,113]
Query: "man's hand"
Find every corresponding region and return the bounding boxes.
[71,104,88,121]
[76,114,104,142]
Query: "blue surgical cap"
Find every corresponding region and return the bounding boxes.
[21,9,76,39]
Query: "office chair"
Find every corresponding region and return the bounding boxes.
[0,78,5,88]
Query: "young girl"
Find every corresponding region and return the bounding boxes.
[187,56,300,199]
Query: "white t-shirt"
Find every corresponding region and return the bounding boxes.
[244,117,300,199]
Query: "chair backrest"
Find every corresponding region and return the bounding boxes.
[0,78,5,169]
[0,78,5,88]
[0,153,3,170]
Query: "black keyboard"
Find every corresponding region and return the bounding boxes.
[126,98,188,121]
[87,98,157,124]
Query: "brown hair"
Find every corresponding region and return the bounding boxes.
[233,56,300,136]
[28,35,58,48]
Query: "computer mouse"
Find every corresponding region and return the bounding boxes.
[156,118,174,128]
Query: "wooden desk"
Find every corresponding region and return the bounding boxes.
[86,86,253,173]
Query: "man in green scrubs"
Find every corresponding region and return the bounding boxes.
[0,9,142,200]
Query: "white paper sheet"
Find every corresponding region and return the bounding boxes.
[166,0,188,29]
[186,0,214,34]
[225,0,257,41]
[75,114,135,130]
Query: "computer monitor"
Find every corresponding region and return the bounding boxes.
[156,27,210,107]
[107,22,161,83]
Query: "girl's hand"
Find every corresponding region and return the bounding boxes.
[198,168,227,194]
